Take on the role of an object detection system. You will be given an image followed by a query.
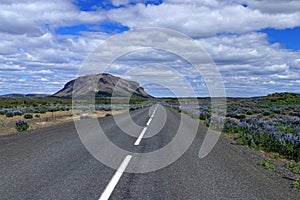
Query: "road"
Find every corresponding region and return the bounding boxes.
[0,105,299,200]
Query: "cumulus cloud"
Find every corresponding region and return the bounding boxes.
[106,0,300,37]
[0,0,299,96]
[0,0,105,36]
[197,32,300,96]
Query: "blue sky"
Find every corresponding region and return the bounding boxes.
[55,22,129,35]
[260,27,300,50]
[0,0,299,97]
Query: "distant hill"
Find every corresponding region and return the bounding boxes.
[265,92,300,99]
[53,73,152,98]
[1,94,49,98]
[263,92,300,104]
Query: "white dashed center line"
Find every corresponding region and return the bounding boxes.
[134,105,158,146]
[99,155,132,200]
[146,117,152,126]
[99,105,158,200]
[134,127,147,145]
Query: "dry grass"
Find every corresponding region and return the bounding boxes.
[0,109,127,136]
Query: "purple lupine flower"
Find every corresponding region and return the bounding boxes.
[13,110,22,116]
[234,136,237,141]
[270,131,277,138]
[284,134,294,145]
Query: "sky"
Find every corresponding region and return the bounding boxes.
[0,0,299,97]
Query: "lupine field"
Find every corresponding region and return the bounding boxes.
[166,93,300,162]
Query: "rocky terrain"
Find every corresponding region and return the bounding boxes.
[54,73,151,98]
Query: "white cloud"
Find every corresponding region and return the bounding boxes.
[0,0,299,96]
[0,64,26,70]
[106,1,300,37]
[0,0,105,36]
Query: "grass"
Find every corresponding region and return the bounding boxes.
[292,180,300,189]
[285,160,300,175]
[259,158,275,170]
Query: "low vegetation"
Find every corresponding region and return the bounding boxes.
[167,93,300,181]
[15,120,29,132]
[259,158,275,170]
[292,180,300,189]
[0,96,149,135]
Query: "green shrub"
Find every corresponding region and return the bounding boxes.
[285,160,300,175]
[294,163,300,174]
[199,113,207,120]
[263,111,271,116]
[39,109,47,114]
[285,160,294,169]
[259,159,275,170]
[292,180,300,189]
[270,152,281,160]
[13,110,22,116]
[6,112,14,117]
[15,120,29,132]
[35,114,40,118]
[24,113,33,119]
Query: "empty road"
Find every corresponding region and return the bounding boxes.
[1,105,299,199]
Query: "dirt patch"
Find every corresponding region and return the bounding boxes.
[0,109,127,136]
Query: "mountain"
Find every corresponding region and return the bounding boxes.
[53,73,152,98]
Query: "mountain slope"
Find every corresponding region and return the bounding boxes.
[53,73,151,98]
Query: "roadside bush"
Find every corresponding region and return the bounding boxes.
[263,111,271,116]
[270,152,281,159]
[292,180,300,189]
[294,163,300,174]
[6,112,14,118]
[24,113,33,119]
[259,159,275,170]
[35,114,40,118]
[13,110,22,116]
[199,112,207,120]
[285,160,300,174]
[15,120,29,132]
[39,109,47,114]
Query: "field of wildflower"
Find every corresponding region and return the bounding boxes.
[166,93,300,162]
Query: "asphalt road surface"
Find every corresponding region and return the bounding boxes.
[1,105,299,200]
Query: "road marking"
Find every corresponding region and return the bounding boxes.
[134,105,159,146]
[151,107,157,118]
[146,117,152,126]
[99,106,159,199]
[99,155,132,200]
[134,127,147,145]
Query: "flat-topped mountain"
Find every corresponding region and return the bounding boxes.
[53,73,151,98]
